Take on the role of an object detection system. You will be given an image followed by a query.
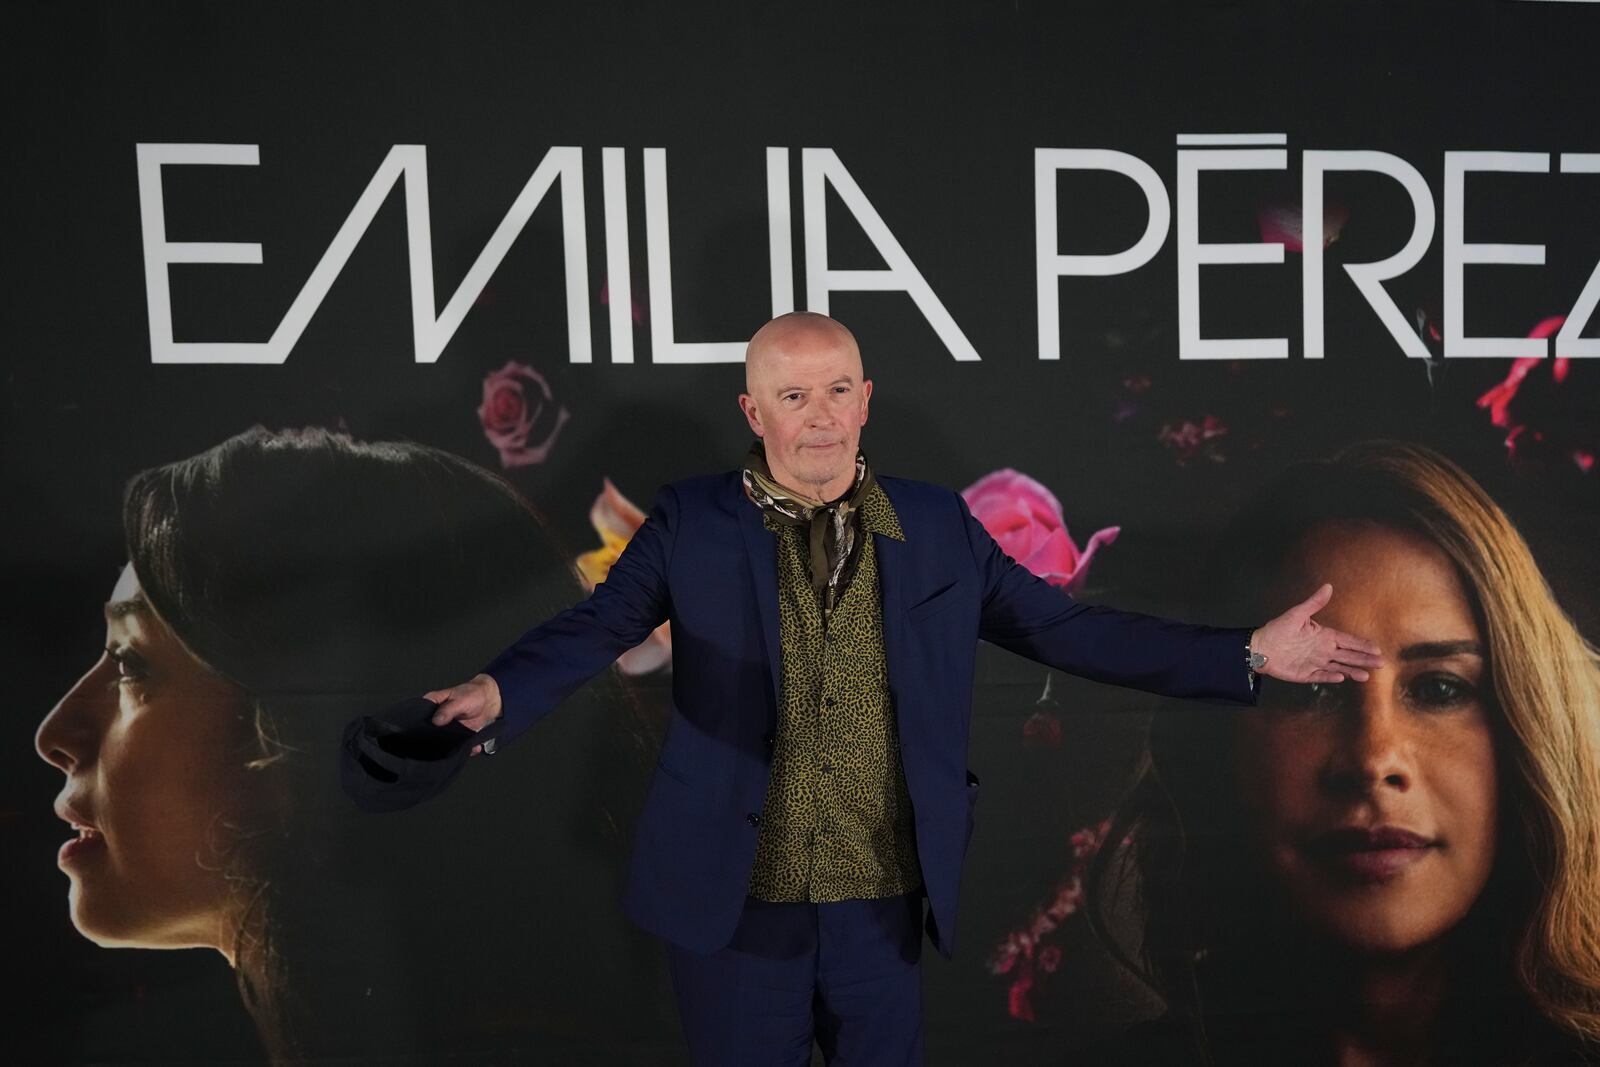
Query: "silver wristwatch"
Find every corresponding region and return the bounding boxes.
[1246,633,1267,685]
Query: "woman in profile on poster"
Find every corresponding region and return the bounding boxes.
[35,426,663,1063]
[1090,441,1600,1066]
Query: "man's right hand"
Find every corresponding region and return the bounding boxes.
[423,673,503,756]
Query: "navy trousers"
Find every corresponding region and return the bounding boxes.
[663,892,926,1066]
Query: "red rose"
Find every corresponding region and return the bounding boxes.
[1022,709,1063,749]
[477,360,570,469]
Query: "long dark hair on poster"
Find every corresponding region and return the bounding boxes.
[119,426,659,1062]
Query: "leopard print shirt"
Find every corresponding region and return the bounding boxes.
[747,484,923,902]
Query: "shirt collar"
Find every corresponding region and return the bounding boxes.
[757,478,904,541]
[858,482,905,541]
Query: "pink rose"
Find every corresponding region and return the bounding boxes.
[961,470,1118,594]
[477,360,570,469]
[575,479,672,675]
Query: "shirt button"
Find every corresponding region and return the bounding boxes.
[820,762,833,773]
[823,697,837,707]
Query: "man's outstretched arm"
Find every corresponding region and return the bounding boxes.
[426,484,679,749]
[960,495,1381,702]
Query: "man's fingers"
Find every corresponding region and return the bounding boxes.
[1308,668,1346,684]
[431,692,475,726]
[1329,628,1384,657]
[426,679,497,728]
[1332,648,1385,670]
[1297,582,1334,617]
[1322,628,1386,674]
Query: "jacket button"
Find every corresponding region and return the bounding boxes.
[746,812,762,827]
[763,733,775,748]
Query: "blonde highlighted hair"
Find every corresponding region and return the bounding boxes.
[1345,441,1600,1041]
[1091,440,1600,1055]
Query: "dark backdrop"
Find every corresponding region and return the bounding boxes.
[5,2,1597,1063]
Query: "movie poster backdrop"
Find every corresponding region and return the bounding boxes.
[6,3,1599,1063]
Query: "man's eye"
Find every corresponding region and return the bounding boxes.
[1408,672,1476,709]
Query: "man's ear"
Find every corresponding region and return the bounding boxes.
[859,379,873,426]
[738,394,764,436]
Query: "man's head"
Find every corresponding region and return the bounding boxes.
[739,312,873,501]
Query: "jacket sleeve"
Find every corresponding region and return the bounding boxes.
[960,494,1258,706]
[478,484,678,746]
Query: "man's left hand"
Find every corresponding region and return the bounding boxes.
[1252,583,1384,684]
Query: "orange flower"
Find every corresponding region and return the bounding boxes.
[577,479,671,675]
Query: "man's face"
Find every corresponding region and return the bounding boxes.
[739,321,872,499]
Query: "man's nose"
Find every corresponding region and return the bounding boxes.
[1320,681,1414,796]
[36,661,110,772]
[805,407,837,428]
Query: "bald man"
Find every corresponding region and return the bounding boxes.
[428,312,1380,1065]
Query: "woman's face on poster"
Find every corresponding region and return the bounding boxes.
[1237,521,1499,955]
[35,562,257,955]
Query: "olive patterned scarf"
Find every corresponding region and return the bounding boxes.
[742,441,875,621]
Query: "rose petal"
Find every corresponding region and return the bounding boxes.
[1024,526,1085,582]
[980,502,1039,561]
[963,470,1118,586]
[1061,525,1119,595]
[493,406,570,469]
[591,478,648,540]
[1006,967,1037,1023]
[1474,316,1573,451]
[962,468,1064,521]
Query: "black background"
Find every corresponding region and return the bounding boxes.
[5,2,1598,1062]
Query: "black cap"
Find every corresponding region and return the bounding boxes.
[339,696,502,813]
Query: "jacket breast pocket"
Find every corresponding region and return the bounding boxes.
[907,580,962,625]
[655,756,696,788]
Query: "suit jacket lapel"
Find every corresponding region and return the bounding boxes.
[872,496,910,727]
[737,487,784,709]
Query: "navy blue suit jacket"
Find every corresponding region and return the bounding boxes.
[482,471,1257,957]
